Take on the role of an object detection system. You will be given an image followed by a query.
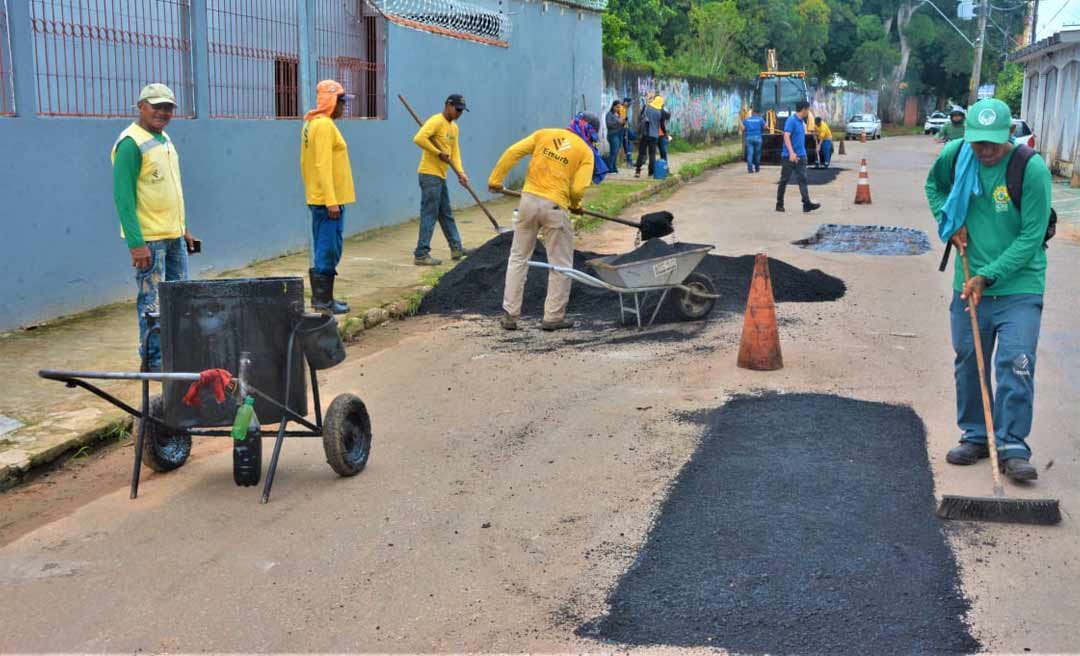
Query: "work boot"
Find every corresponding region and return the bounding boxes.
[775,203,785,213]
[451,247,475,261]
[1001,457,1038,481]
[541,318,575,332]
[414,254,442,266]
[803,202,821,213]
[499,312,518,331]
[946,441,990,465]
[309,269,350,315]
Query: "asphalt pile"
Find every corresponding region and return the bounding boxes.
[577,393,979,654]
[417,233,846,321]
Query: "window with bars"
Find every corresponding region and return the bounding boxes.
[206,0,299,118]
[1,1,14,115]
[314,0,386,119]
[29,0,195,117]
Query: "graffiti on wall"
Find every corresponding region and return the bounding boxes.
[601,73,749,141]
[811,87,880,125]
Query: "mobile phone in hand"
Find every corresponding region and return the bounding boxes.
[188,239,202,255]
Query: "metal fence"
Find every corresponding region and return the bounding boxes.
[1,1,14,115]
[314,0,386,119]
[29,0,195,117]
[206,0,299,118]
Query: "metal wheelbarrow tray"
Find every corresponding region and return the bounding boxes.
[528,242,720,328]
[38,277,371,504]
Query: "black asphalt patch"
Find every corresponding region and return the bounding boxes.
[578,393,978,655]
[805,164,845,185]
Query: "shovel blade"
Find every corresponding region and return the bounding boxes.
[639,211,674,241]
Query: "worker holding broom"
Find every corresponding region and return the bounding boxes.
[925,98,1053,482]
[488,113,607,332]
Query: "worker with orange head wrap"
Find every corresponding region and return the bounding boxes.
[300,80,356,314]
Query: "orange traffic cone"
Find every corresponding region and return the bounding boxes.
[737,254,783,371]
[854,158,872,204]
[860,131,867,143]
[838,139,846,155]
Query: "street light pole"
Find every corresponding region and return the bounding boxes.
[969,0,990,104]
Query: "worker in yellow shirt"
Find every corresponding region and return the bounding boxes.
[813,116,834,169]
[300,79,356,314]
[488,113,608,332]
[412,94,472,266]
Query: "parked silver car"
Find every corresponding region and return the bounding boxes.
[924,111,948,134]
[845,113,882,140]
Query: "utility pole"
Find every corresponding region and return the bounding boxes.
[1031,0,1040,44]
[968,0,990,104]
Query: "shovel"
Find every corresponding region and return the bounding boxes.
[397,94,511,234]
[496,189,674,241]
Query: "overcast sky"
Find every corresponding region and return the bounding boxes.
[1035,0,1080,40]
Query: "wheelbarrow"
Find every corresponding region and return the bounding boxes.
[528,242,720,328]
[38,277,372,504]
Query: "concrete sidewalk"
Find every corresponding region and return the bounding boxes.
[0,143,740,487]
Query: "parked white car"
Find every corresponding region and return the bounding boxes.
[845,114,882,140]
[1012,118,1036,149]
[923,111,948,134]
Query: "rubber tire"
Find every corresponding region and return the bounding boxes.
[674,272,718,321]
[139,395,192,472]
[323,393,372,477]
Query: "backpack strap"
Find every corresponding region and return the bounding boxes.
[1006,144,1035,213]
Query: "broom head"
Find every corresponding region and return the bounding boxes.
[937,494,1061,525]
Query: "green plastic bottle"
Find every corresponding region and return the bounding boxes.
[231,396,256,441]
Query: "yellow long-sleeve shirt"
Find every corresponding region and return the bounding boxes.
[300,116,356,206]
[815,121,833,141]
[488,129,595,210]
[414,113,463,179]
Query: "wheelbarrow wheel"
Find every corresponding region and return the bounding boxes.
[139,395,191,473]
[674,272,717,321]
[323,394,372,477]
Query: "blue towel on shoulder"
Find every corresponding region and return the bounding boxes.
[937,142,980,243]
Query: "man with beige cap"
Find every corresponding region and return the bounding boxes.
[111,83,199,371]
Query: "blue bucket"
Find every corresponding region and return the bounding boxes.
[653,158,669,180]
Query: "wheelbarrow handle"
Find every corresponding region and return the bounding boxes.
[496,189,642,229]
[39,369,202,382]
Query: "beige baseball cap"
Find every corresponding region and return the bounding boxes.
[138,83,177,106]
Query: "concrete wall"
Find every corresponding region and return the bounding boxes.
[810,87,880,127]
[0,0,602,331]
[1018,36,1080,180]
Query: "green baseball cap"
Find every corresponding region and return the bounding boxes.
[964,98,1011,144]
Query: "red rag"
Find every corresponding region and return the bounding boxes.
[182,369,234,407]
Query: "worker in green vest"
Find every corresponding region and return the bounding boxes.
[937,107,966,143]
[111,83,198,372]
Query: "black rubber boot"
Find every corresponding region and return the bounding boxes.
[1002,457,1038,481]
[309,269,349,315]
[945,441,990,465]
[326,275,350,315]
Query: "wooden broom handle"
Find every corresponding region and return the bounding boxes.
[495,189,642,229]
[961,253,1004,496]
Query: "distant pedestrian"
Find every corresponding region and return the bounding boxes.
[938,107,966,143]
[657,97,670,161]
[635,95,669,178]
[775,100,820,213]
[605,100,624,174]
[411,93,473,266]
[111,83,199,371]
[814,116,833,169]
[488,113,606,332]
[742,107,765,173]
[621,96,634,162]
[924,98,1053,481]
[300,79,356,314]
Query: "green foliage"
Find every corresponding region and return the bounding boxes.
[996,61,1024,115]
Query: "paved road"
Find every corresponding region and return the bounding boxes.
[1,136,1077,653]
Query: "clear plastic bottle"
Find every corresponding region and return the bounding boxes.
[231,396,255,441]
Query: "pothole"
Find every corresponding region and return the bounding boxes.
[793,224,931,256]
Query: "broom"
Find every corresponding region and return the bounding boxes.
[936,252,1061,525]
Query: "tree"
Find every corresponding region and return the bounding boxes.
[996,61,1024,115]
[672,1,748,79]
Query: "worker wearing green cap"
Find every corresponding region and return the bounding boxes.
[924,98,1053,482]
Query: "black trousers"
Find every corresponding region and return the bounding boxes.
[635,136,658,175]
[777,157,811,206]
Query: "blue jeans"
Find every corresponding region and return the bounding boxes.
[950,291,1043,460]
[606,133,622,172]
[820,139,833,167]
[416,173,463,258]
[658,135,669,160]
[745,136,762,172]
[136,237,189,371]
[310,204,344,276]
[623,128,633,157]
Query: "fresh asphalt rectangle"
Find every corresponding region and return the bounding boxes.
[578,393,979,655]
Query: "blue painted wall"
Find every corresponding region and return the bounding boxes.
[0,0,602,331]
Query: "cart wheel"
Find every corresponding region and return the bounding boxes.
[323,394,372,477]
[674,272,718,321]
[139,395,192,472]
